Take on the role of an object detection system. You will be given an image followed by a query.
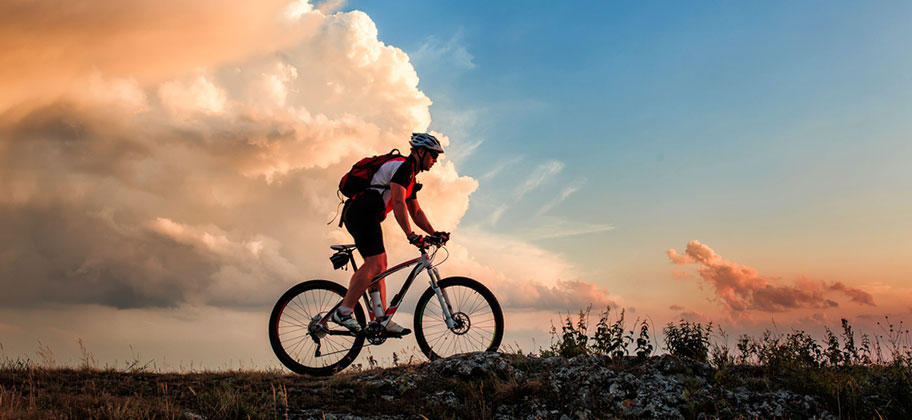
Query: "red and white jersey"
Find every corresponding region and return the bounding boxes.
[368,155,418,215]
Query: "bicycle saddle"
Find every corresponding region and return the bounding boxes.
[331,244,357,252]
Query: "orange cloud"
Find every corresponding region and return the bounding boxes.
[0,4,439,309]
[829,281,876,306]
[667,240,875,314]
[0,0,315,113]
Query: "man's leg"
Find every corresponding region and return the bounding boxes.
[340,253,387,311]
[371,278,387,308]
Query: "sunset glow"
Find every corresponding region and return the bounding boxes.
[2,0,911,369]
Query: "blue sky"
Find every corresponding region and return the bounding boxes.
[348,0,912,307]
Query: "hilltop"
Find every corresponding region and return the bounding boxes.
[2,351,909,419]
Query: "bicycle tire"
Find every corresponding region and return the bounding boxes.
[268,280,365,376]
[413,276,504,360]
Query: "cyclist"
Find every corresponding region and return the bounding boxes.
[332,133,450,335]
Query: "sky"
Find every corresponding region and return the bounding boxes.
[1,0,911,370]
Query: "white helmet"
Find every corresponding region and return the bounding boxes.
[409,133,445,154]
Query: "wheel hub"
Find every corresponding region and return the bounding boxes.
[451,312,471,335]
[308,314,329,340]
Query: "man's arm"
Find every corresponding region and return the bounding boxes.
[390,183,414,237]
[407,199,435,235]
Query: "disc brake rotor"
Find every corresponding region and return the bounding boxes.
[451,312,471,335]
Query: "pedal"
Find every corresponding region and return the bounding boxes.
[382,329,412,338]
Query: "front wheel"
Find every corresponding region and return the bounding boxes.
[268,280,365,376]
[414,277,504,360]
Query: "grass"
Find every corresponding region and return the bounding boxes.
[0,342,489,420]
[0,361,293,420]
[0,356,559,420]
[3,312,911,419]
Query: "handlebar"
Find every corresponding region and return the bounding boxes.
[414,233,448,249]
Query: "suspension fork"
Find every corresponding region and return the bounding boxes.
[428,266,458,329]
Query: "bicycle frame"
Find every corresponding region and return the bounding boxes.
[318,245,458,335]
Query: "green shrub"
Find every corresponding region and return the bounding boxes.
[752,330,822,370]
[824,327,843,367]
[709,328,734,368]
[591,307,630,359]
[663,320,712,363]
[634,319,655,360]
[542,307,591,358]
[541,307,655,361]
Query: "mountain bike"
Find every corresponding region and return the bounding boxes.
[268,235,504,376]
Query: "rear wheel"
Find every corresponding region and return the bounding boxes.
[414,277,504,360]
[268,280,365,376]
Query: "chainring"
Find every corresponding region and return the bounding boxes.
[364,321,387,345]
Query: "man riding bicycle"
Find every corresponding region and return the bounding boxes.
[332,133,449,335]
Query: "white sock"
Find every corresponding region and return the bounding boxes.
[337,306,353,316]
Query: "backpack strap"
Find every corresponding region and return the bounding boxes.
[338,198,352,228]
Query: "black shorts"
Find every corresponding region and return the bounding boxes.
[343,191,386,258]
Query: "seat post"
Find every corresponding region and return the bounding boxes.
[349,251,358,272]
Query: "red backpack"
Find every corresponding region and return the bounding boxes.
[338,149,404,199]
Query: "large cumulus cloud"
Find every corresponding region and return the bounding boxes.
[0,3,438,308]
[1,1,611,313]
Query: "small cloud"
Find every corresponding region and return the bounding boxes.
[667,249,694,265]
[486,159,566,228]
[679,311,710,323]
[829,281,875,306]
[446,228,615,313]
[536,178,585,216]
[481,156,522,181]
[520,218,613,241]
[494,278,616,312]
[668,240,877,315]
[487,204,508,226]
[796,312,830,325]
[412,30,476,70]
[446,136,484,163]
[514,160,564,200]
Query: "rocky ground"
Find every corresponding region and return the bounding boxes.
[4,352,897,419]
[281,352,839,420]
